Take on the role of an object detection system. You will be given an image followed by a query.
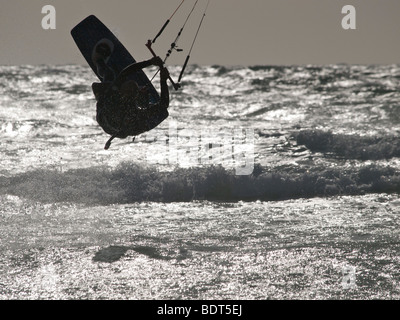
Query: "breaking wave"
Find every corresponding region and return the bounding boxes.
[1,162,400,205]
[293,130,400,160]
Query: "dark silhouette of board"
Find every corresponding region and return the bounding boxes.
[71,15,168,129]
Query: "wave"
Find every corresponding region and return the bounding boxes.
[1,162,399,205]
[293,130,400,160]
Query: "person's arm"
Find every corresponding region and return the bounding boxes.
[159,67,170,108]
[114,57,163,87]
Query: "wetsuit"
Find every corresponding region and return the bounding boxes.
[92,58,170,142]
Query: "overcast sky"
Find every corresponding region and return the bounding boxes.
[1,0,400,66]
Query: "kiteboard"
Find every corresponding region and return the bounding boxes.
[70,15,168,132]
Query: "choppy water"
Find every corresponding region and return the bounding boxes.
[1,64,400,299]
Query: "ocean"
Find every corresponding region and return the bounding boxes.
[1,63,400,299]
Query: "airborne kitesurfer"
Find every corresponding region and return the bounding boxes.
[91,40,170,149]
